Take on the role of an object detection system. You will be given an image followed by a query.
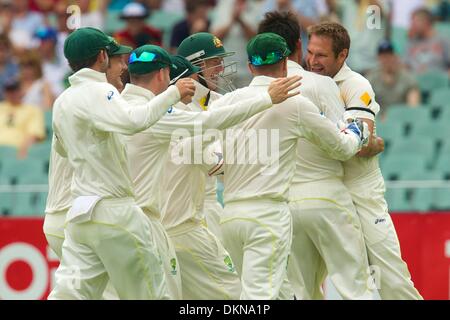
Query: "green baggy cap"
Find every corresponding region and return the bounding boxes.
[170,55,201,80]
[128,44,174,75]
[64,27,119,63]
[247,32,291,66]
[108,36,133,56]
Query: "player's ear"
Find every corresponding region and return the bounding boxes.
[338,49,348,65]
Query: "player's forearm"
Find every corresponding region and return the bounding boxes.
[150,92,271,140]
[206,91,272,130]
[358,136,384,157]
[300,106,361,161]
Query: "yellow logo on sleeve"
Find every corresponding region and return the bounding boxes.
[360,92,372,106]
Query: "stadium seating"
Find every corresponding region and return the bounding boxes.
[434,188,450,210]
[381,154,428,181]
[416,71,449,98]
[385,188,411,212]
[429,87,450,109]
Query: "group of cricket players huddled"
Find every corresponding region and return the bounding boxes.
[42,10,423,300]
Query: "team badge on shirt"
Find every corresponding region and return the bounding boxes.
[107,91,114,100]
[360,92,372,106]
[224,255,235,273]
[170,258,177,275]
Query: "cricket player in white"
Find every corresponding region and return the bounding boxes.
[213,33,369,300]
[258,12,375,300]
[121,45,299,299]
[43,40,133,300]
[177,33,237,241]
[43,37,132,260]
[48,27,196,300]
[306,22,422,300]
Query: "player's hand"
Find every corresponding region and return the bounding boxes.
[175,78,196,103]
[345,119,370,147]
[268,75,302,105]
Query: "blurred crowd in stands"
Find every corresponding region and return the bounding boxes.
[0,0,449,158]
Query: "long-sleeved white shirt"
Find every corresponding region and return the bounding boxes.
[334,63,382,183]
[122,82,273,220]
[211,75,361,204]
[45,135,73,214]
[52,68,181,199]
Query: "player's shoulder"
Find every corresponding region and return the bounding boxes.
[341,67,374,91]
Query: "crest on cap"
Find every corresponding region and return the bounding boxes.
[213,36,223,48]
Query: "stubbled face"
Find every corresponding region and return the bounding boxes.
[106,54,128,91]
[200,57,224,91]
[306,34,344,78]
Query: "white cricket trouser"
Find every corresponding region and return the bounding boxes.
[345,169,423,300]
[287,179,374,300]
[43,210,67,258]
[43,210,119,299]
[203,199,224,243]
[48,198,169,300]
[167,221,241,299]
[143,209,182,300]
[220,199,292,300]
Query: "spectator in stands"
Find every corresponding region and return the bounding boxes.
[34,26,68,96]
[337,0,389,74]
[78,0,108,30]
[114,2,162,48]
[367,40,421,119]
[170,0,211,53]
[211,0,263,88]
[406,7,450,74]
[389,0,425,29]
[19,50,54,110]
[0,79,45,158]
[0,32,19,101]
[54,1,71,70]
[0,1,14,34]
[29,0,55,14]
[6,0,45,50]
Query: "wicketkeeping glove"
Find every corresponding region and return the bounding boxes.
[343,119,370,147]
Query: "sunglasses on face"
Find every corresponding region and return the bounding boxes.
[250,50,287,66]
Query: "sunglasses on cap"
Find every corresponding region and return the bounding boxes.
[250,49,288,66]
[129,51,169,65]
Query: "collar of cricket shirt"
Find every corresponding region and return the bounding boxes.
[68,68,108,86]
[191,79,212,111]
[249,75,276,87]
[287,59,304,71]
[121,83,155,101]
[333,62,352,83]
